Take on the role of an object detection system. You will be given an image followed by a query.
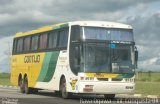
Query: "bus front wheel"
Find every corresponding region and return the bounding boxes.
[104,94,115,99]
[60,78,71,99]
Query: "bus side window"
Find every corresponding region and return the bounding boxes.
[58,28,69,48]
[48,31,58,49]
[16,38,23,53]
[39,33,48,50]
[24,37,31,52]
[13,39,17,54]
[31,35,39,51]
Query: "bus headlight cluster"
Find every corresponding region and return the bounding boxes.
[125,78,134,82]
[80,77,94,81]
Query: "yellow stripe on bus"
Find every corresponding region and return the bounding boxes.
[85,73,119,78]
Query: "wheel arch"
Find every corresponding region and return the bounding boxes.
[24,73,28,84]
[59,75,65,90]
[18,73,22,86]
[24,73,27,79]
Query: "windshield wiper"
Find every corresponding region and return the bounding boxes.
[111,49,119,61]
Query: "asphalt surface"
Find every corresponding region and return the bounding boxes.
[0,87,159,104]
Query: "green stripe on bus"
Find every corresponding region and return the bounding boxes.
[52,23,68,30]
[117,73,134,78]
[37,52,52,81]
[37,51,60,82]
[43,51,60,82]
[60,23,68,28]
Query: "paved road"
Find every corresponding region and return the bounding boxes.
[0,87,159,104]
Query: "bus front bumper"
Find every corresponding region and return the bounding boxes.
[77,81,135,94]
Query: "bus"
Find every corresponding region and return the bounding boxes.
[10,21,138,99]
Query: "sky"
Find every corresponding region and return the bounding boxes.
[0,0,160,72]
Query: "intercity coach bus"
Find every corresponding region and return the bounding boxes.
[11,21,138,99]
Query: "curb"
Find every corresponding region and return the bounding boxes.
[132,94,159,98]
[147,95,159,98]
[0,85,18,88]
[117,94,159,99]
[134,94,142,97]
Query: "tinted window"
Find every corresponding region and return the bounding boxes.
[31,35,39,50]
[48,31,58,49]
[84,27,109,40]
[58,28,69,48]
[84,27,134,41]
[83,43,110,73]
[70,25,81,41]
[13,39,17,53]
[39,34,48,49]
[24,37,31,51]
[16,38,23,52]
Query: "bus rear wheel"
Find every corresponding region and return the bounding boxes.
[104,94,115,99]
[23,77,38,94]
[60,78,71,99]
[24,77,31,94]
[19,78,24,93]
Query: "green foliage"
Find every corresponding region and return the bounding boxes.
[156,78,160,82]
[0,73,11,86]
[135,72,160,95]
[135,72,160,82]
[135,82,160,96]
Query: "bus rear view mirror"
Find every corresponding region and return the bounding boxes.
[135,51,138,62]
[135,50,138,68]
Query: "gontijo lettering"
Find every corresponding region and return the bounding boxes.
[24,55,40,63]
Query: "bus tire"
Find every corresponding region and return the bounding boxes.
[24,77,31,94]
[55,91,60,95]
[60,78,71,99]
[104,94,115,99]
[19,78,24,93]
[30,88,38,94]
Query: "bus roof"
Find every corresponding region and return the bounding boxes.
[15,21,132,38]
[15,23,68,38]
[69,21,132,29]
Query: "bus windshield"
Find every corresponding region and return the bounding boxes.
[70,25,135,74]
[83,27,134,41]
[82,43,110,73]
[81,43,134,73]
